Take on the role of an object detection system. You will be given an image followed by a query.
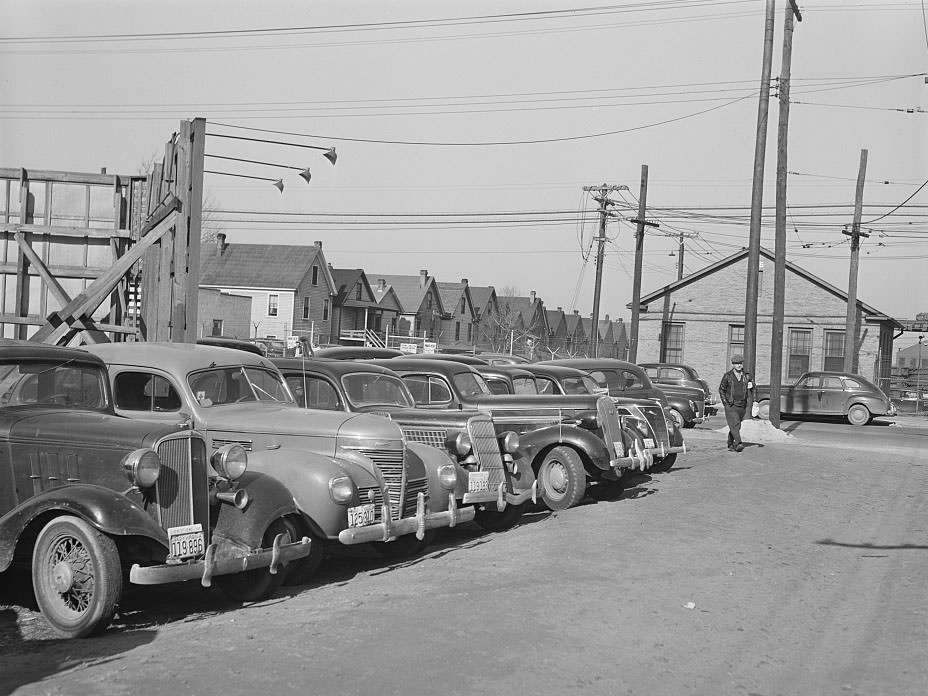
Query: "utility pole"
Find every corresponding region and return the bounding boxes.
[628,166,657,362]
[843,149,869,373]
[583,183,627,357]
[676,232,685,280]
[770,1,801,429]
[744,0,777,380]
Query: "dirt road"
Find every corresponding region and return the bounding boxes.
[2,423,926,696]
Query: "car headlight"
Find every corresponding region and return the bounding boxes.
[329,475,356,503]
[498,431,520,454]
[210,444,248,480]
[448,432,472,457]
[689,400,696,411]
[438,464,458,489]
[122,448,161,489]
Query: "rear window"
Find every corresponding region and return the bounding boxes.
[0,360,108,410]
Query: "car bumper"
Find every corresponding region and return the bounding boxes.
[337,492,475,545]
[129,534,313,586]
[467,480,538,510]
[646,441,687,458]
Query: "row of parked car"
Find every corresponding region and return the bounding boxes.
[0,339,709,638]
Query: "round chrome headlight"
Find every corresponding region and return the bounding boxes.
[498,431,520,454]
[438,464,458,489]
[329,475,355,504]
[449,432,472,457]
[122,448,161,489]
[210,444,248,480]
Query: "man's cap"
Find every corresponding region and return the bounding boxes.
[731,354,743,364]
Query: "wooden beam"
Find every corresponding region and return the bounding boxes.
[0,223,132,239]
[13,232,71,307]
[0,263,120,280]
[15,171,30,340]
[0,168,142,186]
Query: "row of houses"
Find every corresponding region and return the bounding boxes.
[197,234,908,388]
[198,234,626,359]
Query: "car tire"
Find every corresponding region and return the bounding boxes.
[32,516,122,639]
[473,503,525,532]
[757,400,770,420]
[652,453,677,473]
[216,518,291,602]
[847,404,871,427]
[669,408,686,429]
[536,446,587,511]
[281,518,325,586]
[372,530,436,559]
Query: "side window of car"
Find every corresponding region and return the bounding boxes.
[621,370,644,389]
[645,367,658,378]
[428,377,453,404]
[821,376,843,389]
[537,377,556,395]
[843,378,862,390]
[795,375,818,388]
[665,368,685,380]
[114,371,181,412]
[486,379,511,395]
[402,375,429,405]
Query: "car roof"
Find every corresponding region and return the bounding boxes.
[85,341,277,374]
[197,336,265,356]
[399,353,489,365]
[0,339,106,366]
[373,357,480,377]
[312,346,404,359]
[272,357,399,379]
[540,358,642,371]
[475,364,535,378]
[522,363,590,378]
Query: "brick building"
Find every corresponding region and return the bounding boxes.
[630,247,900,389]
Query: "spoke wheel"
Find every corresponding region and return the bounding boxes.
[669,408,686,429]
[32,516,122,639]
[216,518,291,602]
[537,446,586,511]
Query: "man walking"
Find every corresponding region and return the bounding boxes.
[719,354,753,452]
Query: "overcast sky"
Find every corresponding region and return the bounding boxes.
[1,0,926,329]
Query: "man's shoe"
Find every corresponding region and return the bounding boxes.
[734,444,744,452]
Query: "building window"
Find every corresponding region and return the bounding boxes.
[211,319,223,336]
[455,322,461,341]
[267,294,278,317]
[788,328,812,379]
[311,265,319,286]
[460,297,466,314]
[467,324,472,342]
[662,322,684,363]
[355,284,362,301]
[323,298,329,321]
[823,330,845,371]
[302,297,310,320]
[728,325,744,364]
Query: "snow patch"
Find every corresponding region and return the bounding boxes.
[715,419,796,442]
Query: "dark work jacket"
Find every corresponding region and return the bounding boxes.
[719,369,753,408]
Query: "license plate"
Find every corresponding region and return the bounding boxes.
[613,441,625,456]
[644,438,655,449]
[168,523,204,559]
[468,471,490,493]
[347,503,376,528]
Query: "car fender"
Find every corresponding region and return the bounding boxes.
[406,440,461,510]
[665,395,696,421]
[210,471,300,550]
[520,424,611,473]
[243,448,367,540]
[843,397,883,416]
[0,484,167,572]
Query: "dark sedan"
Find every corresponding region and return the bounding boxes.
[754,371,897,426]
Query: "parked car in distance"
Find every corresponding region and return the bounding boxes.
[754,371,897,426]
[273,358,537,531]
[401,353,489,366]
[0,341,311,637]
[313,346,405,360]
[252,337,287,357]
[538,358,686,470]
[377,357,651,510]
[474,364,540,395]
[84,342,473,577]
[198,336,266,356]
[640,362,718,416]
[478,353,532,365]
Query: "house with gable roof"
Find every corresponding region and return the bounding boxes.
[564,310,587,356]
[436,278,477,350]
[628,246,901,388]
[368,269,445,341]
[328,267,401,344]
[468,285,500,352]
[199,235,336,343]
[497,290,549,359]
[542,307,568,358]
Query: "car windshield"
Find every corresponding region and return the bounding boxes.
[563,375,596,395]
[0,360,108,410]
[188,366,293,407]
[513,377,538,394]
[588,368,646,392]
[341,373,413,408]
[453,372,490,397]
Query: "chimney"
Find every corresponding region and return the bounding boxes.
[314,240,322,248]
[419,269,428,288]
[530,290,536,303]
[557,306,562,312]
[573,309,579,315]
[604,314,610,321]
[216,232,227,254]
[378,278,386,291]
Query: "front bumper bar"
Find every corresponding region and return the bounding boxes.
[337,492,475,545]
[129,535,313,587]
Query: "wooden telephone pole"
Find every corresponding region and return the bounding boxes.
[628,166,658,362]
[843,149,869,372]
[583,183,627,357]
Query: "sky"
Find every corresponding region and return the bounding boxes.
[1,0,926,335]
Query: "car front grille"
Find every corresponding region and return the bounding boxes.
[596,396,626,460]
[355,447,407,522]
[150,432,210,534]
[211,437,253,452]
[401,427,447,450]
[467,415,505,488]
[637,404,671,452]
